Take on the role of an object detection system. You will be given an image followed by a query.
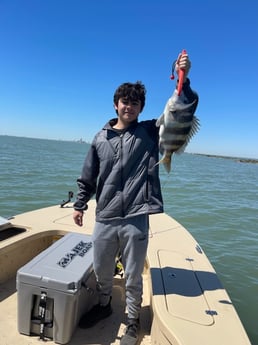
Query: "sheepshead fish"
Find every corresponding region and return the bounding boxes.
[156,89,199,173]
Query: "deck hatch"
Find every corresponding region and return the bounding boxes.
[157,250,214,325]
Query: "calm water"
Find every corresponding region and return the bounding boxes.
[0,135,257,344]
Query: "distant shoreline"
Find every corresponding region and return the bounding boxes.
[1,135,257,163]
[193,153,258,164]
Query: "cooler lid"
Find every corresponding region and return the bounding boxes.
[17,232,93,293]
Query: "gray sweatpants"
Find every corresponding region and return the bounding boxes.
[92,214,149,320]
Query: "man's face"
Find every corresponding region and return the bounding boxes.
[114,98,142,127]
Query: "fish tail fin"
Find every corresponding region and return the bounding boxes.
[157,155,172,173]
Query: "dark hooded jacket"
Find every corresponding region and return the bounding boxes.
[73,118,164,221]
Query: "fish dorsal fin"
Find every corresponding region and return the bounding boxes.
[176,115,200,153]
[156,113,165,127]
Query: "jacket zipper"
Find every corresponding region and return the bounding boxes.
[119,133,125,217]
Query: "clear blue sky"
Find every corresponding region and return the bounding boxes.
[1,0,258,158]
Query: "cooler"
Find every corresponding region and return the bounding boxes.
[16,232,98,344]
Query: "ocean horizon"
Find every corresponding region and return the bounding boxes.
[2,134,258,161]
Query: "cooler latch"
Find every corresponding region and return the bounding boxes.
[38,291,47,341]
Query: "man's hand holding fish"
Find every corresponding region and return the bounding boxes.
[175,52,191,82]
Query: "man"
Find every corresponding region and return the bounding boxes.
[73,53,195,345]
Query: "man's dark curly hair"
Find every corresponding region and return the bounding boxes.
[113,81,146,114]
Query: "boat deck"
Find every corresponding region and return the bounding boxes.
[0,200,251,345]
